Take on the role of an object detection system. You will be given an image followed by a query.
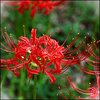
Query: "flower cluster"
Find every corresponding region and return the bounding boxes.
[0,28,100,99]
[1,28,65,83]
[8,0,65,18]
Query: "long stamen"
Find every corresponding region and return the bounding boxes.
[2,32,13,49]
[61,58,79,66]
[79,50,90,61]
[87,44,100,60]
[66,75,93,95]
[65,83,78,99]
[61,31,71,46]
[0,48,14,53]
[86,60,100,68]
[92,41,100,52]
[0,42,11,51]
[66,43,82,55]
[87,59,100,64]
[1,27,16,51]
[64,33,80,52]
[5,32,16,49]
[61,66,70,74]
[77,64,100,75]
[10,63,24,71]
[64,37,86,56]
[0,65,7,70]
[87,62,100,69]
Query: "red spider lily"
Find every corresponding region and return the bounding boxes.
[0,28,64,83]
[58,39,100,99]
[15,29,64,83]
[7,0,66,18]
[66,75,99,99]
[0,28,100,86]
[0,30,16,53]
[0,29,81,83]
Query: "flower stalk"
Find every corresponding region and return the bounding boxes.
[33,75,37,100]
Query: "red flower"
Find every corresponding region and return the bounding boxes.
[58,39,100,99]
[8,0,65,18]
[66,75,99,99]
[0,29,64,83]
[16,29,64,83]
[1,28,100,86]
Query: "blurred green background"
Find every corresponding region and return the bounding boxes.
[1,1,99,99]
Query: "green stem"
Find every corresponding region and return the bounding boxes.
[0,71,8,86]
[33,75,37,100]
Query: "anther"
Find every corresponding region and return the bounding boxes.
[4,27,7,31]
[97,40,100,43]
[85,36,87,39]
[10,33,12,36]
[27,50,31,53]
[87,33,89,35]
[58,86,61,90]
[78,33,80,35]
[66,45,68,47]
[21,56,24,59]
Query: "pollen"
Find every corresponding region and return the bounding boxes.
[27,50,31,53]
[58,86,61,90]
[30,62,38,67]
[21,56,24,59]
[78,33,80,35]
